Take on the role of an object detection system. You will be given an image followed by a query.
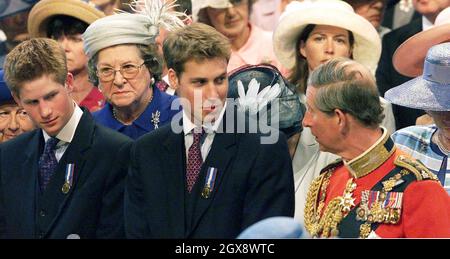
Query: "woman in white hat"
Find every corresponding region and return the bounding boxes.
[272,0,396,223]
[273,0,382,94]
[82,0,186,140]
[192,0,287,75]
[386,8,450,194]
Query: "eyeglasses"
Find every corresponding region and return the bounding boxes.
[97,62,146,82]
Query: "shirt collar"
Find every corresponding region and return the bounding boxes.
[183,102,227,135]
[344,127,396,179]
[422,15,434,31]
[42,103,83,144]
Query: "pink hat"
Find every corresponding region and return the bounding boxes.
[393,7,450,77]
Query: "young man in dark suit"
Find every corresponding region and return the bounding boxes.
[125,23,295,238]
[0,38,132,239]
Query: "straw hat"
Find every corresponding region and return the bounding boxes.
[27,0,105,38]
[273,0,381,72]
[385,43,450,111]
[393,7,450,77]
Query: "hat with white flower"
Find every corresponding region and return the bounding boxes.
[82,0,188,58]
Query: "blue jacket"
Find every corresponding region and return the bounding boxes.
[93,86,180,140]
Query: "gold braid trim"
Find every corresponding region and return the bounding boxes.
[304,172,329,236]
[394,155,439,182]
[305,170,356,238]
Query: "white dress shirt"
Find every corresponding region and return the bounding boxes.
[183,102,227,162]
[42,104,83,162]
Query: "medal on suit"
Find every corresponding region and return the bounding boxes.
[201,167,217,199]
[62,163,75,194]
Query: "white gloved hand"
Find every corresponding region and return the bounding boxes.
[237,78,281,115]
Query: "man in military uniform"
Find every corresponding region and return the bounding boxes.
[302,58,450,238]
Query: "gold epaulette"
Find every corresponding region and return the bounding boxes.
[319,158,343,175]
[394,155,439,182]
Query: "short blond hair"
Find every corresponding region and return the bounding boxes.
[4,38,67,96]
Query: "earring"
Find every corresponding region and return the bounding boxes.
[150,77,155,86]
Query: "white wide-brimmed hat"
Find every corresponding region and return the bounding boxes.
[385,43,450,111]
[393,7,450,77]
[273,0,381,72]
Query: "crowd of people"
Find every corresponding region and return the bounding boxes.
[0,0,448,239]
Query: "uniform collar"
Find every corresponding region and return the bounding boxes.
[344,127,396,179]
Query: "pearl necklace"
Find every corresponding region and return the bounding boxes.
[112,93,154,125]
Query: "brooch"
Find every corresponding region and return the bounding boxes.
[151,110,160,129]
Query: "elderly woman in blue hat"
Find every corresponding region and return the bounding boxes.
[386,36,450,195]
[0,70,35,143]
[82,0,186,139]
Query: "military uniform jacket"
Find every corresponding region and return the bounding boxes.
[125,110,295,238]
[0,110,132,239]
[304,130,450,238]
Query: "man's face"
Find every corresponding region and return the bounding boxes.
[170,57,228,124]
[413,0,450,17]
[14,74,75,137]
[302,86,341,153]
[206,0,249,40]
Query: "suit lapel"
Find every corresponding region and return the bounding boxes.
[188,132,237,237]
[16,131,42,235]
[162,129,186,238]
[41,111,94,237]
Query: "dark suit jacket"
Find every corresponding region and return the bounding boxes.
[125,111,295,238]
[0,109,132,239]
[382,2,420,30]
[376,18,425,129]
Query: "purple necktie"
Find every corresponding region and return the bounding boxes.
[39,137,59,191]
[186,128,204,193]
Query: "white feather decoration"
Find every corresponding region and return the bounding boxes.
[126,0,188,36]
